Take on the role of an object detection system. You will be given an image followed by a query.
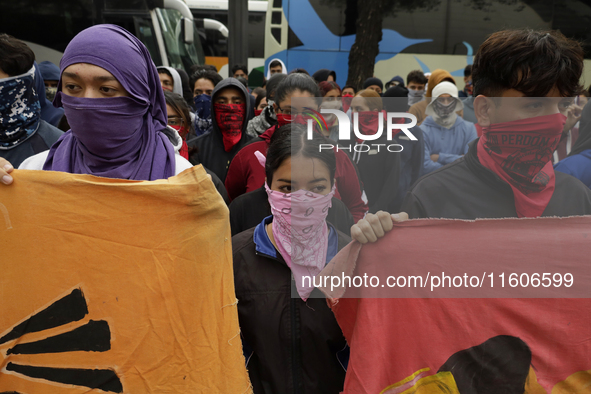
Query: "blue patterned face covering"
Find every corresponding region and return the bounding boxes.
[0,66,41,149]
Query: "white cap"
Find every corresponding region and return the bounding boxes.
[431,81,459,99]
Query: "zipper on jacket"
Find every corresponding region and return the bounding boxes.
[291,275,302,394]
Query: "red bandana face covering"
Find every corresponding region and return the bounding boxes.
[276,113,309,128]
[214,103,246,152]
[169,124,188,139]
[476,113,566,218]
[354,111,394,143]
[342,94,354,113]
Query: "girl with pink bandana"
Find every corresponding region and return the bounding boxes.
[231,123,405,393]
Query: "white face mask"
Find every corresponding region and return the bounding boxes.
[426,97,461,129]
[408,89,425,106]
[320,98,342,124]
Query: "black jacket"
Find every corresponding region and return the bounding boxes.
[229,186,354,236]
[402,140,591,219]
[347,134,401,213]
[1,120,63,168]
[232,219,350,394]
[188,78,254,182]
[391,125,424,212]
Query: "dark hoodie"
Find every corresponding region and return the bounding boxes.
[188,78,253,182]
[313,69,337,83]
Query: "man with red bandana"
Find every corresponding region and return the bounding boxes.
[402,29,591,219]
[188,78,253,183]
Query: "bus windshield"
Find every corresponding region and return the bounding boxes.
[156,7,205,70]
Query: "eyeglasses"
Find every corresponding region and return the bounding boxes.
[276,106,315,117]
[167,116,184,126]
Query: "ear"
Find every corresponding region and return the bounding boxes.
[273,102,279,113]
[473,95,493,127]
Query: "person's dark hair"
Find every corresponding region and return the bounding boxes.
[253,87,266,98]
[438,335,532,394]
[164,91,195,136]
[472,29,584,97]
[343,85,356,94]
[0,34,35,77]
[266,73,288,101]
[312,68,336,82]
[236,76,248,89]
[275,73,320,105]
[406,70,428,85]
[175,68,194,106]
[254,88,267,108]
[269,60,282,69]
[265,124,336,187]
[190,69,223,92]
[231,64,248,76]
[289,68,310,75]
[158,68,172,78]
[464,64,472,78]
[189,64,218,75]
[318,81,341,97]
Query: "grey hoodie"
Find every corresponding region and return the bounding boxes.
[156,66,183,96]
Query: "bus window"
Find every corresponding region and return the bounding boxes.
[248,12,266,58]
[156,8,205,70]
[104,0,147,10]
[135,17,164,65]
[0,0,95,54]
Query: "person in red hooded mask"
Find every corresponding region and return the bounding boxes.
[188,78,253,183]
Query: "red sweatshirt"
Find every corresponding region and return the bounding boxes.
[225,126,368,222]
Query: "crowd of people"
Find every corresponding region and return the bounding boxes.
[2,23,591,393]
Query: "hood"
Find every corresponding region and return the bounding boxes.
[312,68,337,83]
[426,69,456,98]
[162,125,183,153]
[38,61,61,81]
[266,58,287,80]
[211,77,252,137]
[157,66,183,96]
[34,61,64,127]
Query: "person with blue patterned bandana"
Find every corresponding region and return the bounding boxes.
[0,34,63,168]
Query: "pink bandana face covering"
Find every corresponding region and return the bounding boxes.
[265,183,336,300]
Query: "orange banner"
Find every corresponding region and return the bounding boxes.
[0,167,252,393]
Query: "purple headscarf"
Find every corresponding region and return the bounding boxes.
[43,24,175,180]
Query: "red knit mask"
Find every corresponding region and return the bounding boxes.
[214,103,246,152]
[476,113,565,218]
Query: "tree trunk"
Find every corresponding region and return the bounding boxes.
[346,0,387,91]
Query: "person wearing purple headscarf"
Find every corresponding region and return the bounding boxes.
[18,24,191,180]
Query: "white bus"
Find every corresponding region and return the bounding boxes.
[1,0,205,72]
[264,0,591,89]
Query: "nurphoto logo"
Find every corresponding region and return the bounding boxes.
[304,108,419,153]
